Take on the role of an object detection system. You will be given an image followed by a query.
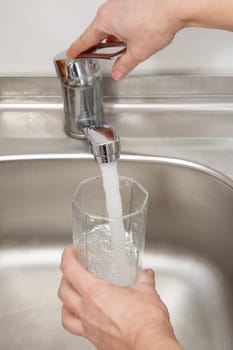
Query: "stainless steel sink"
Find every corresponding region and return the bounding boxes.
[0,155,233,350]
[1,76,233,349]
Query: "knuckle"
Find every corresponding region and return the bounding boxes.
[60,247,69,269]
[96,2,109,21]
[130,46,148,62]
[119,59,132,71]
[61,305,69,329]
[57,284,63,301]
[61,315,70,331]
[60,255,69,274]
[57,278,67,302]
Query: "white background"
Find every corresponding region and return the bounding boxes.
[1,0,233,76]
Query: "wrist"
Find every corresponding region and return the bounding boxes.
[179,0,233,31]
[134,327,183,350]
[179,0,213,28]
[155,339,184,350]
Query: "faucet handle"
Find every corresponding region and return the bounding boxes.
[78,36,126,60]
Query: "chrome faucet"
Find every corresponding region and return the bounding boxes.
[54,52,120,164]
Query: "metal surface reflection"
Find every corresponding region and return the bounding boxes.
[0,156,233,349]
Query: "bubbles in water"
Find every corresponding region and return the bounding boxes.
[75,223,137,285]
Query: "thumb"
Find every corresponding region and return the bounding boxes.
[112,49,140,80]
[136,268,155,288]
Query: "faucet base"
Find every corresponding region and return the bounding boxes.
[64,126,86,140]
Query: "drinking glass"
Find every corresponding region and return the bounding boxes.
[72,176,148,286]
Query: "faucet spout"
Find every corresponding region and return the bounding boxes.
[84,123,120,164]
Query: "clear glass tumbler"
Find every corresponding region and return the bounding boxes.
[72,175,148,286]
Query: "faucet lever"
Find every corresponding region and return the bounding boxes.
[77,36,126,60]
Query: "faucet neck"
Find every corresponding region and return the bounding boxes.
[54,52,104,139]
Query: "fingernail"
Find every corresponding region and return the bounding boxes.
[112,70,124,80]
[145,268,155,279]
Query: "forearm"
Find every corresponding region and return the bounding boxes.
[181,0,233,31]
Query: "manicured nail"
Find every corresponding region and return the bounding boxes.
[112,70,124,80]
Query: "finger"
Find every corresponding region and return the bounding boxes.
[66,21,107,58]
[145,268,155,280]
[136,268,155,288]
[60,245,99,295]
[112,49,141,80]
[62,305,85,336]
[58,276,82,316]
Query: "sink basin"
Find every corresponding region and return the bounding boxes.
[0,155,233,350]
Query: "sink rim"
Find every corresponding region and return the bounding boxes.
[1,153,233,190]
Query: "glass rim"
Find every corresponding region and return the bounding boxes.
[73,175,148,221]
